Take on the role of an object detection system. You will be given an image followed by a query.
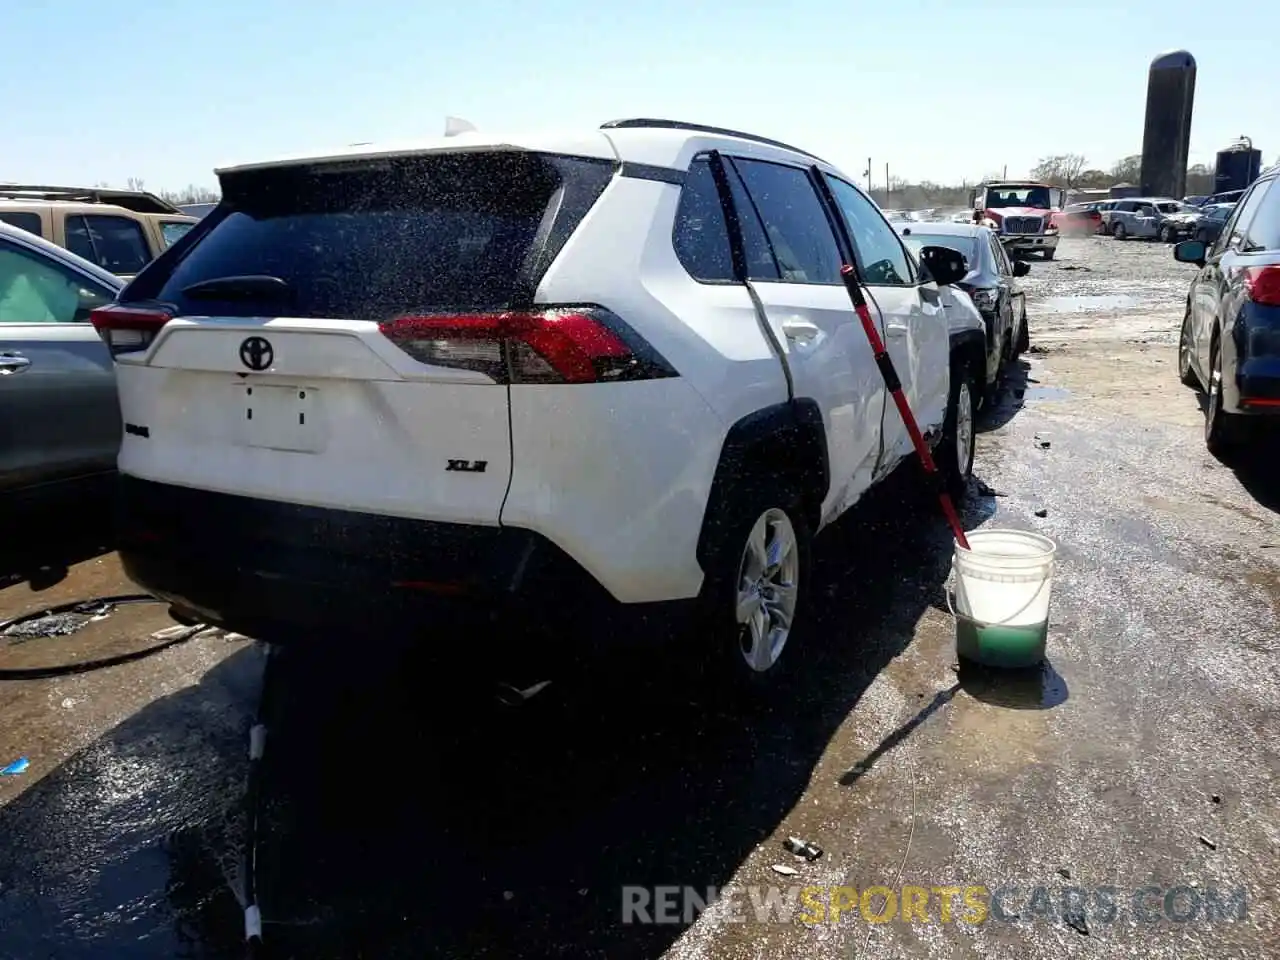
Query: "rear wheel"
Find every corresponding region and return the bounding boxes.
[937,361,977,498]
[1205,339,1246,461]
[699,487,811,688]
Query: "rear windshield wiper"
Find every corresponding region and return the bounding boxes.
[180,275,293,301]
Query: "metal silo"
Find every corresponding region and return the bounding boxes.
[1214,136,1262,193]
[1139,50,1196,199]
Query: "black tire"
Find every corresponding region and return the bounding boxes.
[1042,247,1055,261]
[1205,338,1247,461]
[937,360,977,499]
[697,485,811,689]
[1015,306,1030,356]
[1159,225,1174,243]
[1112,222,1126,240]
[1177,307,1199,388]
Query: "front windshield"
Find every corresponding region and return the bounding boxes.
[900,233,977,266]
[985,186,1051,209]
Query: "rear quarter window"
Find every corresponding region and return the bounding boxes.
[0,212,43,237]
[126,152,615,319]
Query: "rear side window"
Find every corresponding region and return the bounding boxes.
[672,159,733,282]
[160,220,195,247]
[65,215,151,275]
[1223,182,1267,251]
[130,152,614,319]
[730,159,843,284]
[1242,178,1280,251]
[0,212,42,236]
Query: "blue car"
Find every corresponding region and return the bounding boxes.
[1174,165,1280,459]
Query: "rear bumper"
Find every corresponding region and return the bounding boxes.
[116,476,687,643]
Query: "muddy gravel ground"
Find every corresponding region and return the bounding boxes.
[0,236,1277,960]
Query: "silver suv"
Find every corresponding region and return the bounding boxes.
[1107,198,1197,240]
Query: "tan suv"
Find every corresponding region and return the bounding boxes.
[0,184,199,278]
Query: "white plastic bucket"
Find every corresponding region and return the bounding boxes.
[949,529,1057,667]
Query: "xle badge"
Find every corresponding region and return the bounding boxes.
[446,459,488,473]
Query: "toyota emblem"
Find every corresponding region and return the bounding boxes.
[239,336,274,372]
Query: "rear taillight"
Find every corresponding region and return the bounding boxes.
[377,307,677,384]
[1243,266,1280,307]
[90,304,172,357]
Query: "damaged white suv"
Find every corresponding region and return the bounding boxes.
[94,119,985,682]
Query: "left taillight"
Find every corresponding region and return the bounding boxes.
[90,304,172,357]
[377,306,678,385]
[1244,266,1280,307]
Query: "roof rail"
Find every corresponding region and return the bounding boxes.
[600,118,826,163]
[0,183,182,214]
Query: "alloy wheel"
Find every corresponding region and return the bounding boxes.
[735,509,800,673]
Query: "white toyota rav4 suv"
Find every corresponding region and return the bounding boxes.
[94,119,986,683]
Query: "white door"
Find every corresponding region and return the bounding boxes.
[823,175,949,462]
[723,156,887,526]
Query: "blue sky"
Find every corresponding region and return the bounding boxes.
[5,0,1276,192]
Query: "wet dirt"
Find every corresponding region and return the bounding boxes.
[1,238,1278,959]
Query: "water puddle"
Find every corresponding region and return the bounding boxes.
[1039,294,1140,314]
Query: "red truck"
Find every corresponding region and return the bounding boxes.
[969,180,1065,260]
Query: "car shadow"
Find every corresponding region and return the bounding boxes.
[0,495,116,593]
[0,470,1000,960]
[0,644,263,960]
[1229,451,1280,514]
[246,470,996,959]
[1188,394,1280,513]
[975,359,1031,434]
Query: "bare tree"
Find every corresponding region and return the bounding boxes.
[1030,154,1089,187]
[158,184,220,205]
[1109,155,1142,184]
[126,177,146,192]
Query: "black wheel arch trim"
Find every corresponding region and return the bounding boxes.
[696,399,829,572]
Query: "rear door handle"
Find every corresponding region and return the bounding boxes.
[0,352,31,374]
[885,320,910,336]
[782,318,822,343]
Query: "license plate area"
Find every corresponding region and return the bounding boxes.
[234,383,322,452]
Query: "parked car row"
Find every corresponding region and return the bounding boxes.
[1054,196,1241,247]
[1172,162,1280,460]
[4,119,1007,686]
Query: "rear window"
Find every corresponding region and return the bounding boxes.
[130,152,614,319]
[0,212,42,236]
[900,233,977,264]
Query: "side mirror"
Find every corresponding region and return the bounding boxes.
[1013,260,1031,277]
[1173,239,1206,266]
[919,245,966,286]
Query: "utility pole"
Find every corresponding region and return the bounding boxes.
[885,162,890,197]
[1003,164,1008,179]
[865,158,872,192]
